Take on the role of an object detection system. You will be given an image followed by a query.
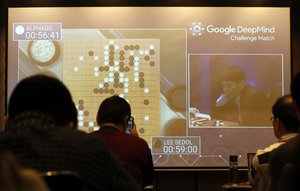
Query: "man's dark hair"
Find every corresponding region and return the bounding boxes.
[272,94,300,132]
[291,72,300,108]
[97,95,131,126]
[221,65,245,83]
[8,74,78,126]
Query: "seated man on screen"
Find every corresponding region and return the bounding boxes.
[251,94,300,175]
[211,65,270,126]
[1,74,141,191]
[89,95,154,189]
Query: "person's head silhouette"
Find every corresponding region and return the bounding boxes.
[7,74,77,128]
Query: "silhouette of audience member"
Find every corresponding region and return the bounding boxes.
[251,95,300,175]
[211,66,270,126]
[0,151,50,191]
[269,72,300,191]
[0,74,141,191]
[90,95,154,188]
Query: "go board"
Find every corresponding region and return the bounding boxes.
[63,39,160,143]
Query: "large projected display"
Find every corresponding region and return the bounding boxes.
[7,7,291,167]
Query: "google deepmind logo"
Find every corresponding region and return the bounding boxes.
[189,22,205,36]
[189,22,275,37]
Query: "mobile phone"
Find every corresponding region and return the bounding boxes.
[125,117,134,134]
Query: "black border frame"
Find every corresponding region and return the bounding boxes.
[5,0,293,7]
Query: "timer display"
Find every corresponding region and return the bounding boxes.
[13,23,62,41]
[24,31,60,40]
[152,136,201,155]
[162,145,199,154]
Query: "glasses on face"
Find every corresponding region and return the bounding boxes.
[270,117,278,122]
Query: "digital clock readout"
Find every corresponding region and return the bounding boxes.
[24,31,60,40]
[152,136,201,155]
[13,23,62,41]
[162,145,199,154]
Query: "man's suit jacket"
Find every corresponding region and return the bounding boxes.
[211,84,270,126]
[269,135,300,191]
